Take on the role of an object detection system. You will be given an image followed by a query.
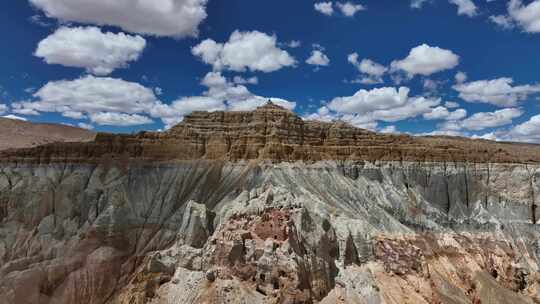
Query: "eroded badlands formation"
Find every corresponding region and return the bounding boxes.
[0,102,539,304]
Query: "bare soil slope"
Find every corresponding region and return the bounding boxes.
[0,118,95,151]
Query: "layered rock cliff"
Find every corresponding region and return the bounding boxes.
[2,102,540,163]
[0,103,539,304]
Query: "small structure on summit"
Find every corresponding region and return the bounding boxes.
[256,99,291,113]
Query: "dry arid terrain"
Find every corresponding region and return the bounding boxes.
[0,117,95,151]
[0,103,539,304]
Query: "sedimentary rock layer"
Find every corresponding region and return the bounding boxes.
[0,104,539,303]
[2,102,540,164]
[0,161,538,303]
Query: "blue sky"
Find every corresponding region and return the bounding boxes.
[1,0,540,142]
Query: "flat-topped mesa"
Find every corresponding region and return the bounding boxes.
[3,102,540,163]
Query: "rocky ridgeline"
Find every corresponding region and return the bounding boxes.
[2,102,540,163]
[0,103,539,304]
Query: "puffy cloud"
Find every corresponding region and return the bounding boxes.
[505,114,540,142]
[77,122,94,130]
[322,86,441,126]
[336,2,366,17]
[449,0,478,17]
[436,108,523,133]
[489,15,515,29]
[328,87,410,114]
[471,132,499,141]
[29,14,52,27]
[89,112,153,126]
[35,26,146,75]
[508,0,540,33]
[459,108,523,131]
[11,106,40,116]
[369,96,440,122]
[444,101,460,108]
[453,77,540,106]
[423,106,467,120]
[455,71,467,83]
[314,2,334,15]
[348,53,387,76]
[192,30,296,73]
[29,0,208,37]
[306,50,330,66]
[0,103,7,115]
[233,76,258,85]
[303,106,335,122]
[13,75,158,126]
[303,106,378,130]
[390,44,459,77]
[418,129,465,137]
[348,53,387,84]
[287,40,302,48]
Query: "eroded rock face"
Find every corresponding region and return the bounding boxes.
[0,161,538,304]
[0,104,539,303]
[4,102,540,164]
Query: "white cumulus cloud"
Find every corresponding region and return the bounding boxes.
[453,77,540,106]
[35,26,146,75]
[336,2,366,17]
[0,103,7,115]
[29,0,208,37]
[459,108,523,131]
[449,0,478,17]
[192,30,296,73]
[233,76,258,85]
[89,112,153,126]
[390,44,459,77]
[306,50,330,66]
[77,122,94,130]
[436,108,523,133]
[423,106,467,120]
[505,114,540,142]
[508,0,540,33]
[489,15,516,29]
[308,87,441,129]
[348,53,387,84]
[13,75,158,126]
[314,2,334,15]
